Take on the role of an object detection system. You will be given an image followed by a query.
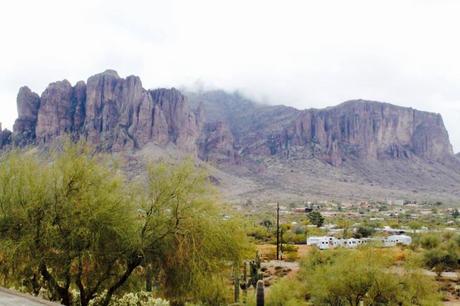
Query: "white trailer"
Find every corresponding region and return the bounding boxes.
[307,235,411,250]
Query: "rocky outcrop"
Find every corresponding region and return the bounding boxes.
[198,121,239,164]
[83,70,199,151]
[36,80,74,143]
[7,71,456,169]
[191,93,454,166]
[0,123,12,149]
[11,70,200,152]
[282,100,453,165]
[13,86,40,146]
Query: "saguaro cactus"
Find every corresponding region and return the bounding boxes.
[256,280,264,306]
[241,260,248,304]
[233,263,240,303]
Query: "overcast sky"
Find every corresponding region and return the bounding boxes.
[1,0,460,152]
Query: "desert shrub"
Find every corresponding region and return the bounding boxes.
[294,225,305,235]
[283,231,306,244]
[248,226,273,242]
[281,244,298,262]
[424,248,459,275]
[85,292,169,306]
[267,277,309,306]
[307,212,324,227]
[420,234,441,249]
[299,248,441,305]
[353,226,375,238]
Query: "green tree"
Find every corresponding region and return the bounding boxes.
[0,143,139,306]
[352,226,375,239]
[141,161,252,306]
[308,211,324,227]
[260,219,273,232]
[0,143,252,306]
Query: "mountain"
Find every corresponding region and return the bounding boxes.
[2,70,460,203]
[188,91,453,166]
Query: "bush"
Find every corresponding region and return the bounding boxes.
[300,248,441,305]
[307,212,324,227]
[266,277,309,306]
[424,248,458,275]
[353,226,375,238]
[420,234,441,249]
[86,292,169,306]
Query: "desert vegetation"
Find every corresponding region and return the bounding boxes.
[0,141,459,306]
[266,247,441,306]
[0,141,251,306]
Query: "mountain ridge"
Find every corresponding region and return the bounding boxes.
[1,70,459,203]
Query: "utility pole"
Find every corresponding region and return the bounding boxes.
[276,202,280,260]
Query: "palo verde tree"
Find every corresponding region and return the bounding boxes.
[140,160,252,306]
[0,142,140,306]
[0,142,251,306]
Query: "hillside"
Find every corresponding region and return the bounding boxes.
[1,70,460,203]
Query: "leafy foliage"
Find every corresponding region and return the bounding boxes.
[0,142,251,306]
[307,211,324,227]
[267,248,441,306]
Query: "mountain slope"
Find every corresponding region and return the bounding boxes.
[1,70,460,203]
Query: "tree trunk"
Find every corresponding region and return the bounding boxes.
[100,255,143,306]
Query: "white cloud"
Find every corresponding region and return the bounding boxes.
[0,0,459,151]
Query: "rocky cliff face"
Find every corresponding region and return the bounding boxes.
[189,92,454,166]
[13,86,41,146]
[283,100,453,166]
[2,71,455,168]
[2,71,459,202]
[5,70,200,152]
[0,123,12,148]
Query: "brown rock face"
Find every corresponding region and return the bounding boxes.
[198,121,239,164]
[83,70,199,151]
[284,100,453,165]
[72,81,87,135]
[149,88,200,151]
[11,70,200,152]
[7,71,455,169]
[189,92,454,166]
[0,123,12,149]
[36,80,74,143]
[13,86,40,145]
